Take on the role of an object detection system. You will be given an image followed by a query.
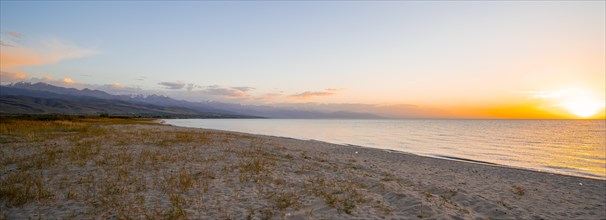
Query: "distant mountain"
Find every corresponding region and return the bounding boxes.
[211,105,384,119]
[0,95,225,117]
[1,82,384,119]
[0,84,251,118]
[9,82,116,100]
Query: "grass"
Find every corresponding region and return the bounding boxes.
[512,185,526,196]
[0,119,89,135]
[166,194,187,220]
[165,168,198,193]
[306,175,366,214]
[0,115,521,219]
[0,171,53,207]
[2,116,377,218]
[270,192,301,211]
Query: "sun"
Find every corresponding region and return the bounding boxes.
[557,90,605,118]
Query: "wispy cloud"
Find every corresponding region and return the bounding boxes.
[0,31,21,47]
[520,89,603,102]
[201,85,252,99]
[39,39,99,64]
[158,81,200,91]
[158,81,186,90]
[0,71,28,83]
[0,40,15,47]
[7,31,22,39]
[289,88,344,100]
[0,32,100,73]
[231,86,254,92]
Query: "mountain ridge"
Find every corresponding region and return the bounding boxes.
[1,82,384,119]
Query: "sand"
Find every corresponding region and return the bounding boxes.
[1,121,605,219]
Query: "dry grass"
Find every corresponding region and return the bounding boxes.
[0,171,53,207]
[512,185,526,196]
[0,119,89,135]
[0,116,512,219]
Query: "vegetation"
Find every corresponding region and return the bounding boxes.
[512,185,526,196]
[0,115,513,219]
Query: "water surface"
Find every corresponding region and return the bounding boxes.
[164,119,606,180]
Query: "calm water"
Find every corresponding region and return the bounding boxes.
[164,119,606,180]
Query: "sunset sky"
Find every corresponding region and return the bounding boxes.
[1,1,604,119]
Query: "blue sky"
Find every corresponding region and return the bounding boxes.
[1,1,605,118]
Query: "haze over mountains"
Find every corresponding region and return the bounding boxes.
[0,82,383,119]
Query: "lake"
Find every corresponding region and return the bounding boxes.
[164,119,606,180]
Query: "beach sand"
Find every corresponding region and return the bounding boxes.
[1,120,605,219]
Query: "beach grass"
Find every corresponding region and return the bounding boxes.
[1,116,604,219]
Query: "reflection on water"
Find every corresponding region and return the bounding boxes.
[164,119,606,180]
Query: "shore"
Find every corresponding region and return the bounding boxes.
[1,119,605,219]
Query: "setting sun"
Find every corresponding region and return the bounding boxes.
[555,89,605,118]
[531,88,605,118]
[561,97,605,118]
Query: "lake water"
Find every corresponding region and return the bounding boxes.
[164,119,606,180]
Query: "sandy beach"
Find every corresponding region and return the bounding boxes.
[1,119,605,219]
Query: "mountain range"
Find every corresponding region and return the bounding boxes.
[0,82,383,119]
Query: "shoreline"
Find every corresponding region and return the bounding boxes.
[160,123,606,217]
[2,119,605,219]
[162,120,606,182]
[189,125,606,182]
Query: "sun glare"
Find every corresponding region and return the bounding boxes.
[557,90,605,118]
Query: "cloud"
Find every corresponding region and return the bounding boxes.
[0,31,21,47]
[39,39,99,64]
[2,71,445,118]
[0,40,15,47]
[231,86,254,92]
[22,74,146,96]
[157,81,202,91]
[524,89,603,102]
[7,32,22,39]
[94,83,146,95]
[185,83,196,91]
[289,88,344,100]
[0,34,99,74]
[110,83,123,89]
[0,46,45,70]
[0,71,29,83]
[25,75,80,88]
[253,92,285,102]
[158,81,186,90]
[63,77,75,84]
[202,85,252,99]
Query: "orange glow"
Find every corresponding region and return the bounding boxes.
[0,40,98,72]
[63,78,75,84]
[433,93,606,119]
[0,47,44,70]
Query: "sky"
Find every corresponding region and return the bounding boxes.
[1,1,605,119]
